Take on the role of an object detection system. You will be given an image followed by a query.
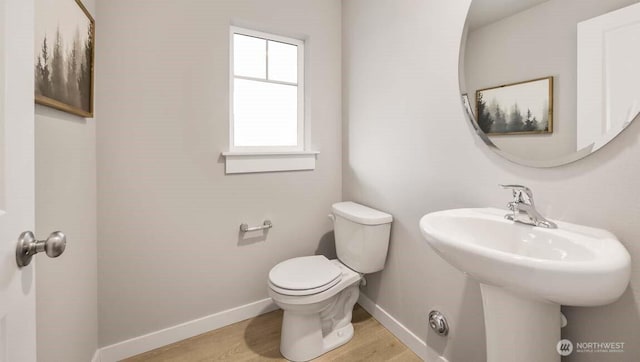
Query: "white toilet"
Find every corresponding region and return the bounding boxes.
[268,201,393,361]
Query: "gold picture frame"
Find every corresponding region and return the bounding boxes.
[35,0,95,118]
[475,76,553,135]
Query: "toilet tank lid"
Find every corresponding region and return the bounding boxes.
[332,201,393,225]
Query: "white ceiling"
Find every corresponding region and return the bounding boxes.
[467,0,551,30]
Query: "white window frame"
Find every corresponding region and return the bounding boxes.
[223,26,317,174]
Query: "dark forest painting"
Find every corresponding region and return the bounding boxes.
[475,77,553,135]
[35,0,94,117]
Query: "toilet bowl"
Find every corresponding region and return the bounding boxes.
[269,256,361,361]
[267,202,393,361]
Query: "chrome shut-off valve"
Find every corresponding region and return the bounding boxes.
[429,310,449,336]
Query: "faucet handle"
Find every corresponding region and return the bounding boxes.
[499,184,534,203]
[499,184,530,192]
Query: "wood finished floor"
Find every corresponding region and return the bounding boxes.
[123,304,421,361]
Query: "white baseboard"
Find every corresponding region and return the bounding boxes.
[96,298,278,362]
[91,349,101,362]
[94,294,443,362]
[357,293,447,362]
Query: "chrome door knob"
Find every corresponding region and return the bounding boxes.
[16,231,67,268]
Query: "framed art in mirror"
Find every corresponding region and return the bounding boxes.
[34,0,94,118]
[476,76,553,136]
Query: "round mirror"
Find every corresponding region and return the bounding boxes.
[459,0,640,167]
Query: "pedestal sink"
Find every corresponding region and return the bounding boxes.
[419,208,631,362]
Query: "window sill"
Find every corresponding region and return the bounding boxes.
[221,151,319,174]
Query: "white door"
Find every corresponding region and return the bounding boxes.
[577,2,640,150]
[0,0,37,361]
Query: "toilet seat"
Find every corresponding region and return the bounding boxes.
[269,255,342,296]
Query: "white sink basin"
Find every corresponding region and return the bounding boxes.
[419,208,631,306]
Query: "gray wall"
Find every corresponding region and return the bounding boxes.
[464,0,637,162]
[96,0,342,347]
[343,1,640,361]
[35,2,98,361]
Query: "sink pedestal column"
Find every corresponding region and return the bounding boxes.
[480,284,561,362]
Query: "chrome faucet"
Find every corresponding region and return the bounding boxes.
[500,184,557,228]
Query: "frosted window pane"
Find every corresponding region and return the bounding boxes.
[268,41,298,83]
[234,34,266,79]
[234,79,298,147]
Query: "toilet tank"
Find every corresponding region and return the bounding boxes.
[331,202,393,274]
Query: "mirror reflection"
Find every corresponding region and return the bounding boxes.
[460,0,640,167]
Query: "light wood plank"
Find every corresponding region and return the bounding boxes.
[123,304,421,362]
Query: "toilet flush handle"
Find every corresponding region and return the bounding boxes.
[328,214,336,222]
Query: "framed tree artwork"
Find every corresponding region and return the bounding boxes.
[35,0,95,118]
[475,77,553,135]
